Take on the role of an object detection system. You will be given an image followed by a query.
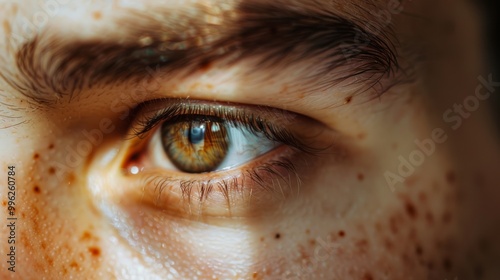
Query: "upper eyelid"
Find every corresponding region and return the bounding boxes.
[129,99,295,137]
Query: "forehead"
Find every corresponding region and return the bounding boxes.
[0,0,384,38]
[0,0,390,80]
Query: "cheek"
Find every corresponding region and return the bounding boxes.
[245,163,462,279]
[5,144,112,278]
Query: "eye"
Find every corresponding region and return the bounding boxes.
[98,99,327,219]
[156,116,277,173]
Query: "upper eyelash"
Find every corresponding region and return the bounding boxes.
[129,100,319,154]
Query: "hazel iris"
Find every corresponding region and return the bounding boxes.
[161,119,229,173]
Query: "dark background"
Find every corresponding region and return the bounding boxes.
[477,0,500,124]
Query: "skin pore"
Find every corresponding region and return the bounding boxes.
[1,0,500,279]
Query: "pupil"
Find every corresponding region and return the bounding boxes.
[188,122,205,144]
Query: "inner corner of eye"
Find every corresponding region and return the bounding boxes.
[121,148,144,175]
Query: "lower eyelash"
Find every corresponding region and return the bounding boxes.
[139,158,301,217]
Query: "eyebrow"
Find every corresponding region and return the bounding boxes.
[10,2,399,105]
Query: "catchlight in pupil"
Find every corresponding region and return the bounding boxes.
[161,119,229,173]
[188,122,205,144]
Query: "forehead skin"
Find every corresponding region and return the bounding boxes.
[1,0,500,280]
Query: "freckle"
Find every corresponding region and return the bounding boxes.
[309,239,316,246]
[363,272,374,280]
[392,142,398,150]
[88,247,101,257]
[357,132,366,140]
[305,229,310,235]
[48,143,54,149]
[48,167,56,174]
[252,272,258,279]
[92,11,102,20]
[260,237,265,242]
[415,244,423,256]
[405,201,417,219]
[1,201,6,206]
[33,153,39,160]
[357,173,364,181]
[446,171,455,184]
[70,261,79,269]
[442,211,452,224]
[344,96,353,104]
[338,230,345,237]
[81,231,92,241]
[33,185,41,194]
[275,233,281,239]
[443,257,452,271]
[198,60,213,72]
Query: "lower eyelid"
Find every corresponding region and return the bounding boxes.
[112,146,303,219]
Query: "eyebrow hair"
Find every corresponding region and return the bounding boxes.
[10,2,399,105]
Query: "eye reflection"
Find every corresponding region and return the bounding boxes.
[161,119,229,173]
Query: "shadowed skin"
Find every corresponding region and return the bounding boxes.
[0,0,499,279]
